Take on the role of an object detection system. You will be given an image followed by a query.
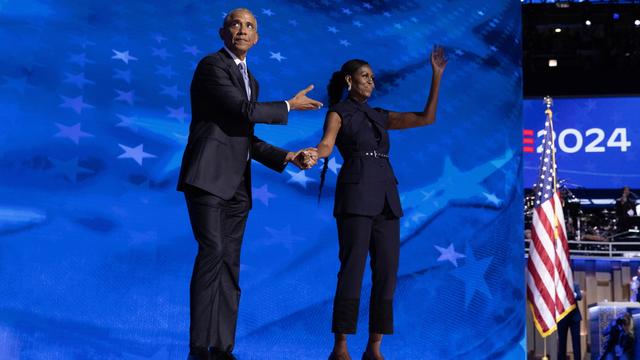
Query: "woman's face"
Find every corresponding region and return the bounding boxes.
[347,65,375,100]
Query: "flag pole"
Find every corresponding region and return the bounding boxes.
[544,96,559,238]
[542,96,554,360]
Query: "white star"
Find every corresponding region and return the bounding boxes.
[353,21,363,27]
[68,52,95,67]
[394,23,403,29]
[54,122,94,145]
[328,157,342,174]
[483,192,501,206]
[421,190,435,201]
[115,114,138,130]
[151,47,172,60]
[410,211,426,223]
[156,65,177,79]
[183,44,201,56]
[111,49,138,64]
[63,72,95,89]
[166,106,189,123]
[114,89,135,105]
[286,169,315,188]
[269,52,286,62]
[435,243,466,267]
[341,8,352,15]
[262,8,274,16]
[252,184,276,206]
[59,95,94,114]
[363,2,373,9]
[117,144,156,165]
[160,84,184,100]
[328,26,339,33]
[339,39,351,47]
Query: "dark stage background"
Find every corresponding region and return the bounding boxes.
[0,0,523,359]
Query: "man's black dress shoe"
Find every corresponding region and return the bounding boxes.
[212,350,237,360]
[187,347,209,360]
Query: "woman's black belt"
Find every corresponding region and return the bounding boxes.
[349,150,389,159]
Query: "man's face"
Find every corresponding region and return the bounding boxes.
[219,10,258,58]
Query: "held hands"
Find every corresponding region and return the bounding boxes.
[288,85,324,111]
[430,45,448,76]
[287,147,318,170]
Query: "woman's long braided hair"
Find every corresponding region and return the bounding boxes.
[318,59,369,203]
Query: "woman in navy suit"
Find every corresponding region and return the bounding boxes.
[311,47,447,360]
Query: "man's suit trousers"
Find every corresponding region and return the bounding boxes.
[557,312,581,360]
[184,178,250,352]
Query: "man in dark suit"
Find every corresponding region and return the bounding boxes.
[557,283,583,360]
[177,8,321,360]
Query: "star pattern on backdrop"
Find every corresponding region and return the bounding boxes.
[59,95,94,114]
[111,49,139,64]
[114,89,136,105]
[269,52,286,62]
[54,122,94,145]
[435,243,466,267]
[483,192,502,206]
[451,244,493,307]
[117,144,156,165]
[166,106,189,122]
[49,157,94,183]
[286,169,315,188]
[253,184,276,206]
[63,72,95,89]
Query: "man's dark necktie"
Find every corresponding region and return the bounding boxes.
[238,62,251,100]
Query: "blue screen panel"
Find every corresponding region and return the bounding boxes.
[0,1,523,359]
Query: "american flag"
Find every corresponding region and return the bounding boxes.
[526,105,576,337]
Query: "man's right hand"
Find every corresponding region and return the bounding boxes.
[288,85,323,110]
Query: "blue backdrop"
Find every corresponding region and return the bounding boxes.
[0,1,523,359]
[523,97,640,189]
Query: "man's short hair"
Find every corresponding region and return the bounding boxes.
[222,8,256,28]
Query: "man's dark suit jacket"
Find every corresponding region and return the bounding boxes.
[177,48,290,202]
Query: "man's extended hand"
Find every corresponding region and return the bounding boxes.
[286,147,318,170]
[288,85,323,110]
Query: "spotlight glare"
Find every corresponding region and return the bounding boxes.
[635,19,640,26]
[585,20,591,26]
[613,13,620,20]
[548,59,558,67]
[554,28,562,33]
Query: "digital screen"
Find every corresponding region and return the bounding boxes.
[523,97,640,189]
